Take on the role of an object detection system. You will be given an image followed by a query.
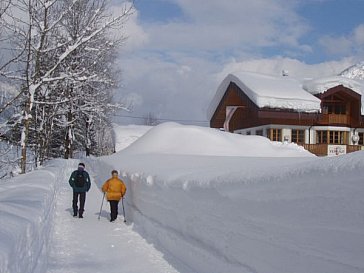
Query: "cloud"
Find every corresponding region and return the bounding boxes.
[136,0,311,57]
[109,2,149,52]
[319,24,364,58]
[217,57,356,81]
[353,24,364,46]
[117,54,220,123]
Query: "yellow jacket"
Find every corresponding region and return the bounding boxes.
[102,177,126,201]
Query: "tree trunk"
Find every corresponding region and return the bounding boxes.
[64,110,73,159]
[20,99,31,173]
[85,118,91,157]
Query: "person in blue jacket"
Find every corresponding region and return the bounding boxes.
[69,163,91,218]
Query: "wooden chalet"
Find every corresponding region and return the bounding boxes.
[208,72,364,156]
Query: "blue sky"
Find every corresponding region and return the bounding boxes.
[134,0,182,23]
[115,0,364,125]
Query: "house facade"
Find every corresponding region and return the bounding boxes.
[208,72,364,156]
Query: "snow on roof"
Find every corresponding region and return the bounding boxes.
[302,76,364,115]
[207,72,321,120]
[302,76,364,95]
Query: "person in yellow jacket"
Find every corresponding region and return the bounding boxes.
[102,170,127,222]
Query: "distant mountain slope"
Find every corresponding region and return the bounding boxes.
[339,61,364,79]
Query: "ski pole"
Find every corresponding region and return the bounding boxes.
[98,192,105,220]
[121,196,126,223]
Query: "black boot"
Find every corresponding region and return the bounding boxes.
[73,211,77,217]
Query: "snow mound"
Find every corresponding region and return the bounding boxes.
[121,122,314,157]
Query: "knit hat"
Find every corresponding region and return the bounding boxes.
[78,163,85,169]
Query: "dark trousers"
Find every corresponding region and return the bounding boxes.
[109,200,119,220]
[72,192,86,216]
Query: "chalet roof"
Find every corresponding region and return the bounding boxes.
[303,76,364,95]
[207,72,321,120]
[303,76,364,114]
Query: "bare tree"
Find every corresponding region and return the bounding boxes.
[143,112,160,126]
[58,0,132,158]
[1,0,134,173]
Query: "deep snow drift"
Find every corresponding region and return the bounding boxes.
[115,122,313,157]
[1,122,364,273]
[98,123,364,273]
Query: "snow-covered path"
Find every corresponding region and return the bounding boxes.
[47,159,178,273]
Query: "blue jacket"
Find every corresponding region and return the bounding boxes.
[69,170,91,193]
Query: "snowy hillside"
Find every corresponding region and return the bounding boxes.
[1,122,364,273]
[339,61,364,79]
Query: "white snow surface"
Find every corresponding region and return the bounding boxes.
[1,122,364,273]
[207,72,322,120]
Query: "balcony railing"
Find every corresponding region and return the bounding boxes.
[303,144,327,156]
[318,114,348,125]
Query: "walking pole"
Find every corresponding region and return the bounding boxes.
[98,192,105,220]
[121,197,126,223]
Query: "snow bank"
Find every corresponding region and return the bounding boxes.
[121,122,314,157]
[96,123,364,273]
[0,160,62,273]
[99,150,364,273]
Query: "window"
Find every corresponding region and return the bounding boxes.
[316,130,347,144]
[329,131,345,144]
[267,128,282,141]
[316,131,327,144]
[291,129,305,144]
[256,130,263,136]
[322,103,346,115]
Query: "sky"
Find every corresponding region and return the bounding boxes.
[112,0,364,126]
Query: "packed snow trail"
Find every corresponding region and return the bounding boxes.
[47,159,178,273]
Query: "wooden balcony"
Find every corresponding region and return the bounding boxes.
[318,114,348,125]
[302,144,362,156]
